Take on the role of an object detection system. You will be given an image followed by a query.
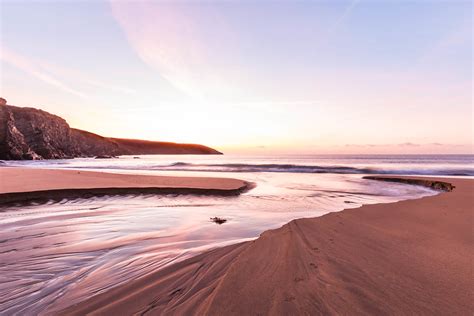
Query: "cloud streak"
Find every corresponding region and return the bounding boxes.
[1,46,87,98]
[36,61,136,95]
[0,45,135,98]
[109,2,248,100]
[325,0,360,37]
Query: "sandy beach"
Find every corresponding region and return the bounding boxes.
[0,168,251,204]
[53,176,473,315]
[2,1,472,314]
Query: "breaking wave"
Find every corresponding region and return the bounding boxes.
[56,162,474,176]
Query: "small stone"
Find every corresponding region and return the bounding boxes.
[210,217,227,224]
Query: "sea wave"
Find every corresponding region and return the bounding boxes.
[50,162,474,176]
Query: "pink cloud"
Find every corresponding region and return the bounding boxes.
[0,45,135,98]
[0,46,87,98]
[109,2,238,99]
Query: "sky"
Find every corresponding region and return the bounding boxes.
[0,0,472,154]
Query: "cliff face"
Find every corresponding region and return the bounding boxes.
[0,101,221,160]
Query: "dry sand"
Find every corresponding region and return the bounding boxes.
[58,176,473,315]
[0,168,250,204]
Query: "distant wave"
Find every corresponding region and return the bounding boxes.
[159,163,473,176]
[182,163,376,174]
[52,162,474,176]
[169,162,189,166]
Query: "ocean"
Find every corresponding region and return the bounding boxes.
[0,154,472,313]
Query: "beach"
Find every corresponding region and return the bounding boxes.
[0,167,250,204]
[0,166,472,315]
[3,1,472,314]
[52,176,472,315]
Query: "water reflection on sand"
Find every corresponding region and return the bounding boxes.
[0,172,436,314]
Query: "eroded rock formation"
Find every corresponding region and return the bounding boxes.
[0,99,222,160]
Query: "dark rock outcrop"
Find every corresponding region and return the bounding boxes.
[94,155,117,159]
[363,176,455,192]
[0,99,222,160]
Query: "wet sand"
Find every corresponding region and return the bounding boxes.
[0,168,251,204]
[59,176,473,315]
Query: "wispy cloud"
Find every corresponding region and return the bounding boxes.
[398,142,420,147]
[36,61,136,95]
[0,46,88,98]
[109,2,239,99]
[326,0,360,36]
[345,143,384,148]
[109,1,362,100]
[0,45,135,98]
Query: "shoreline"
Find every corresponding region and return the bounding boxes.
[0,168,253,205]
[362,176,456,191]
[57,176,473,315]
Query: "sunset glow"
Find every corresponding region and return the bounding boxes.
[0,1,472,153]
[1,2,473,314]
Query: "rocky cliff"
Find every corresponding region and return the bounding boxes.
[0,99,222,160]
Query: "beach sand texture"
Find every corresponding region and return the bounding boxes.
[53,176,473,315]
[0,168,250,204]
